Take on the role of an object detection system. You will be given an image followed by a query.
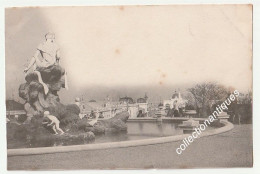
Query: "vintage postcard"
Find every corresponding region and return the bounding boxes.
[5,5,252,170]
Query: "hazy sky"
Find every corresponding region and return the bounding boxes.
[5,5,252,103]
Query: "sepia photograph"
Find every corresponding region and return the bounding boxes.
[4,4,253,170]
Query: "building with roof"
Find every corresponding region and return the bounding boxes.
[119,96,134,104]
[6,100,26,117]
[163,91,187,110]
[119,93,149,118]
[137,93,148,104]
[6,100,24,111]
[79,100,123,119]
[78,93,150,119]
[88,99,97,102]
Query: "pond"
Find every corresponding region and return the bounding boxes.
[95,121,183,143]
[7,120,213,149]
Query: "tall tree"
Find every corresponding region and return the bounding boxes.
[187,82,228,117]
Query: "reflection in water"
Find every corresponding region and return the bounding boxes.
[95,132,129,144]
[126,121,181,138]
[138,122,144,132]
[157,122,163,136]
[8,121,184,149]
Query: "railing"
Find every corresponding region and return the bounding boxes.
[6,110,26,116]
[81,107,125,119]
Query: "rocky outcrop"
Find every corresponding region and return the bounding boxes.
[7,120,95,149]
[7,102,96,148]
[85,111,129,134]
[19,65,65,117]
[7,111,129,148]
[18,66,82,127]
[11,65,96,146]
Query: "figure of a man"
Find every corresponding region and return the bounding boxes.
[24,32,68,94]
[42,111,64,135]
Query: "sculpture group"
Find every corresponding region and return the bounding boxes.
[8,33,129,147]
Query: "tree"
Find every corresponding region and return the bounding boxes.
[187,82,228,117]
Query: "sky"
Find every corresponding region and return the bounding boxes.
[5,5,252,103]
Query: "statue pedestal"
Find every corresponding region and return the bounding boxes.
[217,112,230,121]
[179,118,200,134]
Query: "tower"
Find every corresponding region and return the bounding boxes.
[144,92,148,102]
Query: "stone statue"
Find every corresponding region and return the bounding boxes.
[24,32,68,94]
[8,32,130,147]
[19,33,68,117]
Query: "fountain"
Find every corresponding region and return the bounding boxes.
[7,63,130,148]
[178,117,200,134]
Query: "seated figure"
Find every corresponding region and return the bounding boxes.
[24,32,68,94]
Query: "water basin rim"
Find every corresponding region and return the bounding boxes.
[7,120,233,157]
[127,117,207,121]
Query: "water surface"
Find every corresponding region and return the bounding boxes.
[8,121,186,149]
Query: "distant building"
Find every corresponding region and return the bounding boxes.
[6,100,26,117]
[80,100,121,119]
[119,94,149,118]
[88,99,96,102]
[6,100,24,111]
[163,91,187,110]
[137,93,148,103]
[237,92,252,104]
[137,98,146,103]
[119,96,134,104]
[158,102,164,108]
[136,93,148,114]
[80,94,150,119]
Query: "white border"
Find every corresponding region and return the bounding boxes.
[1,0,256,7]
[1,0,259,174]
